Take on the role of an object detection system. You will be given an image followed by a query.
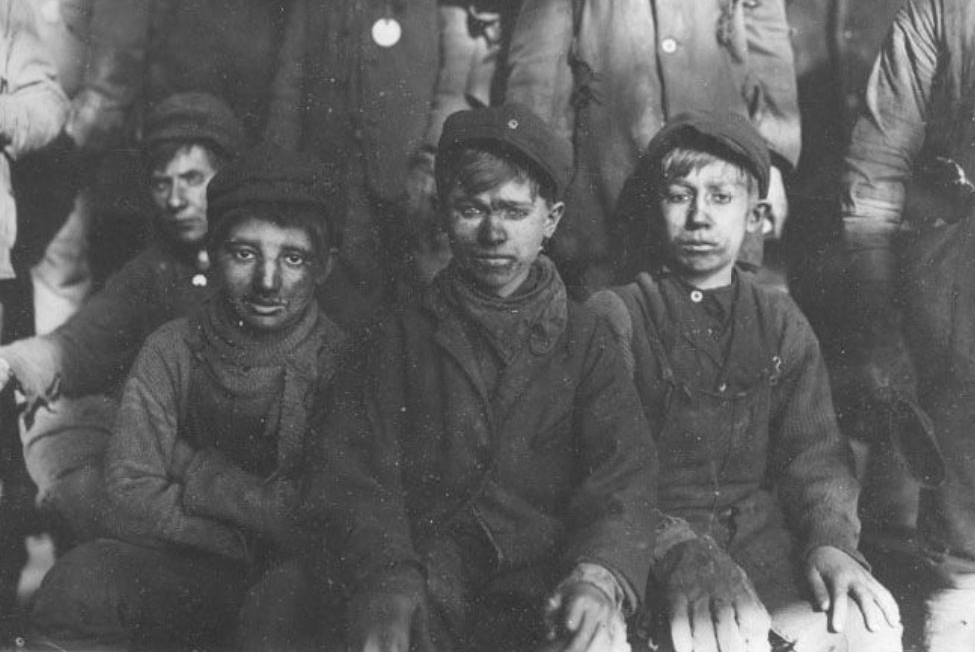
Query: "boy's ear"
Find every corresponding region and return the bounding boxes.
[748,200,771,235]
[544,201,565,238]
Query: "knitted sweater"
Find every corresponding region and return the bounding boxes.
[104,299,347,562]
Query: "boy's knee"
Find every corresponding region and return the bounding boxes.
[771,600,903,652]
[31,541,141,646]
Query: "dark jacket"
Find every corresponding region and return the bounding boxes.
[307,264,659,608]
[591,271,863,563]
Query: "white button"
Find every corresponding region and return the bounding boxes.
[661,38,678,54]
[690,290,703,303]
[191,274,207,287]
[371,18,402,48]
[718,382,728,393]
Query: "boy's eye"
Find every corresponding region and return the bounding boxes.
[503,207,531,220]
[151,179,171,195]
[711,192,733,205]
[183,171,206,186]
[230,247,256,261]
[664,191,691,204]
[455,204,485,219]
[283,253,308,266]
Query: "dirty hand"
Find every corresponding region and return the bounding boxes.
[661,537,771,652]
[806,546,901,634]
[545,580,618,652]
[349,570,428,652]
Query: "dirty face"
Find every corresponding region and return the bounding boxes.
[658,160,760,289]
[445,177,563,297]
[215,215,328,334]
[150,144,217,246]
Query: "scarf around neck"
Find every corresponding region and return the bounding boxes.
[442,255,568,364]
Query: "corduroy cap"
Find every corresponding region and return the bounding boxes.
[641,110,771,198]
[437,103,573,199]
[205,142,336,242]
[142,92,246,158]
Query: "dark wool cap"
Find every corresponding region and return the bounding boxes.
[206,142,336,239]
[641,110,771,198]
[437,103,573,199]
[142,92,246,158]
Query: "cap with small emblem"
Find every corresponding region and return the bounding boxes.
[436,103,574,199]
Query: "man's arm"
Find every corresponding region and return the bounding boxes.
[66,0,151,149]
[842,0,940,288]
[743,0,801,172]
[103,326,249,561]
[0,0,68,159]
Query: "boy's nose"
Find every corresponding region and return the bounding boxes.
[478,212,507,244]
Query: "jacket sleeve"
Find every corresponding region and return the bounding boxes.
[69,0,151,144]
[302,317,423,591]
[181,447,300,548]
[841,0,940,287]
[0,0,68,159]
[104,326,249,561]
[505,0,576,143]
[770,302,865,566]
[263,0,307,150]
[562,317,659,608]
[0,251,163,403]
[743,0,801,169]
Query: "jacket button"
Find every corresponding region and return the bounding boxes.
[661,38,678,54]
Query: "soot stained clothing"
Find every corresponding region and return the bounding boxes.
[106,299,347,561]
[306,256,660,650]
[591,269,862,562]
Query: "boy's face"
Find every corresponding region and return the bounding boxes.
[150,144,217,246]
[216,215,327,334]
[658,159,761,289]
[445,176,563,298]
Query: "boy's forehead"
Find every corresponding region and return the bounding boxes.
[667,159,752,187]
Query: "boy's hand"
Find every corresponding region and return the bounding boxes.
[661,537,771,652]
[544,580,617,652]
[806,546,901,634]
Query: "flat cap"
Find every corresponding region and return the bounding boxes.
[143,92,246,158]
[437,103,573,198]
[207,142,334,218]
[641,110,770,198]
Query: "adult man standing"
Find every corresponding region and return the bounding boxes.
[842,0,975,648]
[29,142,348,652]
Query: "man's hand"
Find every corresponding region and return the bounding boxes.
[0,357,13,393]
[349,570,429,652]
[806,546,901,634]
[544,580,618,652]
[661,537,771,652]
[764,165,789,240]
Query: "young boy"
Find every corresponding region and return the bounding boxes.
[306,103,663,652]
[589,111,903,652]
[27,143,348,652]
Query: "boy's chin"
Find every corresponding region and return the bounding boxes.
[669,257,735,287]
